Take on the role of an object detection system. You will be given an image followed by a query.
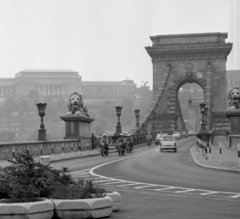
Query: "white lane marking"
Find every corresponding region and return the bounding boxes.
[71,168,90,173]
[230,194,240,198]
[89,149,157,177]
[175,189,195,193]
[117,183,139,187]
[103,181,126,185]
[155,187,175,191]
[135,185,158,189]
[200,191,218,195]
[78,147,240,199]
[94,179,115,183]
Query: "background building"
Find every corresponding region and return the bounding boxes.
[15,69,82,99]
[226,70,240,92]
[81,79,136,100]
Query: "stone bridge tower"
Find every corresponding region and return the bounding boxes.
[145,32,232,132]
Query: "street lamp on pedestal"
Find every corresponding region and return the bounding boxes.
[114,106,122,136]
[36,103,47,141]
[197,102,210,143]
[134,109,140,127]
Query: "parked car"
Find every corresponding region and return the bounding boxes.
[159,135,177,152]
[155,133,168,145]
[172,131,181,139]
[181,131,188,138]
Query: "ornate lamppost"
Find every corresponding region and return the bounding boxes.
[204,106,208,125]
[134,109,140,127]
[197,102,210,143]
[114,106,122,136]
[36,103,47,141]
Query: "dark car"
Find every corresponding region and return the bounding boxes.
[181,131,188,138]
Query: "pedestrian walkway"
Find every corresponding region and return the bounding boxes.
[190,144,240,173]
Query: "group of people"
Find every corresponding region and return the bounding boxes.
[196,137,209,158]
[90,132,134,151]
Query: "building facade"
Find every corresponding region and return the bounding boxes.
[15,69,82,99]
[0,70,140,100]
[81,79,137,99]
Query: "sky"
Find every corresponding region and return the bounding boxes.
[0,0,239,88]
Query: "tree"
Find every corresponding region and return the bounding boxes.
[27,89,41,104]
[57,98,67,113]
[122,97,133,113]
[0,131,15,143]
[0,97,17,118]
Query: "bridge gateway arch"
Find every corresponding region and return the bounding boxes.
[139,32,233,134]
[146,33,232,131]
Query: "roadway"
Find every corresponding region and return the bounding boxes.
[51,137,240,219]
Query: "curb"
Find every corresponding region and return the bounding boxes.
[189,146,240,173]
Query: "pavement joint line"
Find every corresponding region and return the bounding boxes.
[175,189,195,193]
[200,191,219,195]
[230,194,240,198]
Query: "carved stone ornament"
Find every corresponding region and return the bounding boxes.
[67,92,89,117]
[185,63,194,78]
[228,87,240,111]
[197,72,202,78]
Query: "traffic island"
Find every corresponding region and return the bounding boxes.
[51,196,113,219]
[106,191,122,211]
[0,199,54,219]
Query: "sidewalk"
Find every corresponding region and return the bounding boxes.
[189,144,240,173]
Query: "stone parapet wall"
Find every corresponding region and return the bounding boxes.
[0,139,92,160]
[211,111,230,131]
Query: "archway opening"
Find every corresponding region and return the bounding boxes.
[178,83,204,133]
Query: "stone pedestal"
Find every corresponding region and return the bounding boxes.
[38,128,47,141]
[226,111,240,135]
[197,130,211,143]
[60,115,94,140]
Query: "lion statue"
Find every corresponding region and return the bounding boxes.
[228,87,240,111]
[67,92,89,117]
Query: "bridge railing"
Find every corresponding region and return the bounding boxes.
[0,130,160,161]
[0,131,159,161]
[0,139,83,160]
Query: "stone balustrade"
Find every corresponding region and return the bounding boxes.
[0,132,158,160]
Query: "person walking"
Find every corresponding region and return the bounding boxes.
[97,133,102,149]
[91,133,96,150]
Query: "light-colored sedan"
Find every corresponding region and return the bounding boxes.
[159,135,177,152]
[155,133,168,145]
[173,131,181,139]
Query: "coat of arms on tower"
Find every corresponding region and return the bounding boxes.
[185,63,194,78]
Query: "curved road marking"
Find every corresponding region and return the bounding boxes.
[71,148,240,199]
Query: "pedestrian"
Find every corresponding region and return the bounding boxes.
[91,133,96,150]
[97,133,102,148]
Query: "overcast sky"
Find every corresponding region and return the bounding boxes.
[0,0,239,88]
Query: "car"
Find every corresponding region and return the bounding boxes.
[172,131,181,139]
[159,135,177,152]
[181,131,188,138]
[155,133,168,145]
[188,131,197,136]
